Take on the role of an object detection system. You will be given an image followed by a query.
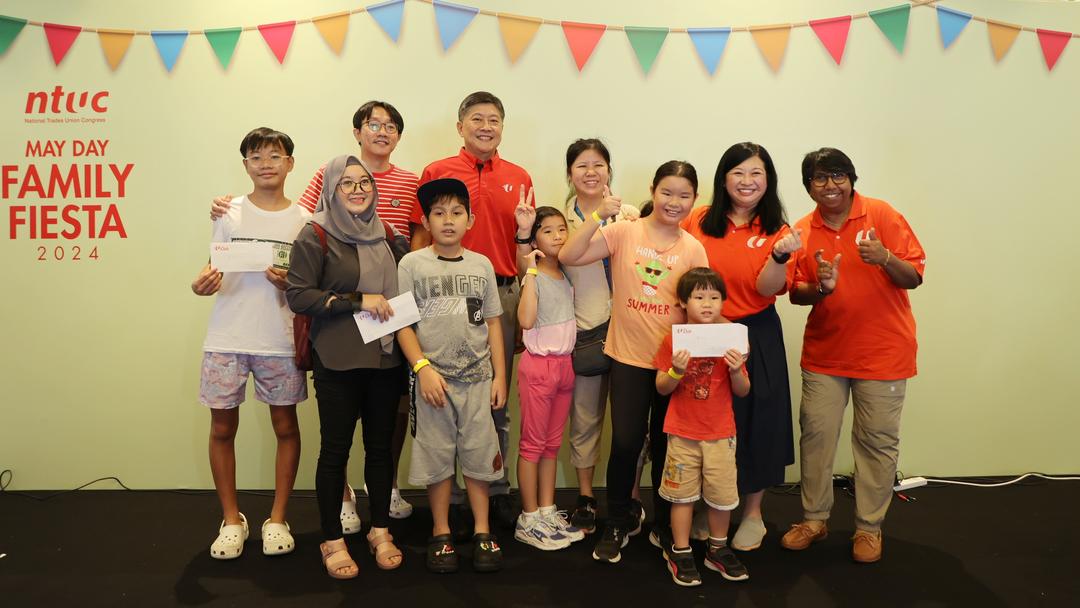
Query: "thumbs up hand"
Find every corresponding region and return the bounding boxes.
[600,185,623,220]
[815,249,841,294]
[858,227,889,266]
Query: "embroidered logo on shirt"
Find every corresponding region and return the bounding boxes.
[502,184,513,192]
[746,236,767,249]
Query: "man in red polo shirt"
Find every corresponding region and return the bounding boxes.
[756,147,926,564]
[411,91,535,532]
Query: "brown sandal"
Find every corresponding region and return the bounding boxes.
[367,530,404,570]
[320,539,359,580]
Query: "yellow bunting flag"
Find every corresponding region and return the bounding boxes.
[313,12,349,55]
[97,29,134,71]
[986,19,1021,63]
[497,13,541,64]
[750,24,791,73]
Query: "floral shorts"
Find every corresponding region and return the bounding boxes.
[199,352,307,408]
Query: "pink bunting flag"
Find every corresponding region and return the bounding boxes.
[43,22,81,65]
[1036,29,1071,71]
[809,16,852,65]
[258,21,296,64]
[561,21,606,71]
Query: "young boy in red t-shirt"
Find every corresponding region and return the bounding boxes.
[653,267,751,587]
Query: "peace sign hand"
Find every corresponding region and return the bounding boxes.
[814,249,842,294]
[515,184,536,235]
[857,227,889,266]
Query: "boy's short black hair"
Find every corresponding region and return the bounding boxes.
[676,267,727,302]
[352,100,405,134]
[417,178,470,216]
[239,127,294,157]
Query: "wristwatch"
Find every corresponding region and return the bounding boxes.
[817,283,830,296]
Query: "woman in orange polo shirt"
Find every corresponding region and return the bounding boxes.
[682,142,794,552]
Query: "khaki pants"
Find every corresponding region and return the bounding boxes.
[798,369,906,532]
[568,372,609,469]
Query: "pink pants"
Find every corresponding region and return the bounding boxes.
[517,351,575,463]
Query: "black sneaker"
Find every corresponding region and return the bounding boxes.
[628,499,646,536]
[705,544,749,581]
[570,495,598,534]
[649,525,674,561]
[666,546,702,587]
[592,524,629,563]
[472,533,503,572]
[426,534,458,573]
[490,494,517,530]
[449,504,471,543]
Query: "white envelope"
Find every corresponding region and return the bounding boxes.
[671,323,749,357]
[210,242,274,272]
[354,291,422,344]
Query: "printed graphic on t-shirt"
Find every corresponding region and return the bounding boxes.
[412,273,491,324]
[626,245,681,313]
[686,359,718,401]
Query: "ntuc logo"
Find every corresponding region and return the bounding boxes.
[25,86,109,114]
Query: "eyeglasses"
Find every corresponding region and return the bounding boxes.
[810,172,849,187]
[338,177,374,193]
[364,121,399,135]
[244,154,288,167]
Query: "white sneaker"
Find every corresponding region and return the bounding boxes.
[514,513,572,551]
[341,484,361,535]
[210,512,249,560]
[261,519,295,556]
[541,507,585,543]
[389,488,413,519]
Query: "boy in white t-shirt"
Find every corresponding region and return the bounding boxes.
[190,128,310,560]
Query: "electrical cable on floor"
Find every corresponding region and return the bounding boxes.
[923,473,1080,487]
[0,469,320,501]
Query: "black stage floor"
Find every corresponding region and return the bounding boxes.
[2,481,1077,607]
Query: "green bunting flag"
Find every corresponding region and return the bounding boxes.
[869,4,911,54]
[205,27,241,69]
[0,15,27,55]
[625,26,668,75]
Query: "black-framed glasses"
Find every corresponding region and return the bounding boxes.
[364,121,399,135]
[338,177,374,193]
[810,172,849,187]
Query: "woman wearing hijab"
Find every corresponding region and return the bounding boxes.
[286,155,404,579]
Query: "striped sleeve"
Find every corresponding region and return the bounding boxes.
[297,165,326,213]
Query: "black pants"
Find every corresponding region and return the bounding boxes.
[606,360,671,529]
[313,352,402,539]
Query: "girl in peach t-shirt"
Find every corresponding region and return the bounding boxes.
[559,161,707,564]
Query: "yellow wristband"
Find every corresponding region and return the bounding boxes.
[526,268,538,276]
[590,210,603,224]
[412,358,431,374]
[667,368,685,380]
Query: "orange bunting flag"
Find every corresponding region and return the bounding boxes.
[313,12,350,55]
[97,29,134,71]
[562,21,606,71]
[497,13,541,64]
[809,16,852,65]
[1036,28,1071,71]
[750,24,791,73]
[986,20,1021,63]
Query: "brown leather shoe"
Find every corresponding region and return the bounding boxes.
[780,521,828,550]
[852,529,882,563]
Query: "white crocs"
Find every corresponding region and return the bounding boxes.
[262,519,295,556]
[210,512,249,560]
[341,484,361,535]
[389,488,413,519]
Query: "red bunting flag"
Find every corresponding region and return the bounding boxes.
[1036,29,1071,71]
[561,21,606,71]
[809,16,852,65]
[43,22,81,66]
[258,21,296,64]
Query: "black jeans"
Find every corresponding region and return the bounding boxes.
[605,360,671,530]
[313,352,403,539]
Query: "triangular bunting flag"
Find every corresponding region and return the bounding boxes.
[496,13,541,64]
[367,0,405,43]
[433,0,478,51]
[151,31,188,72]
[750,25,791,73]
[43,23,81,66]
[562,21,606,71]
[936,6,972,49]
[98,29,134,71]
[258,21,295,64]
[687,28,730,75]
[313,12,349,55]
[1036,29,1071,71]
[869,5,910,54]
[205,28,241,69]
[810,16,851,65]
[625,27,668,75]
[0,15,27,55]
[986,20,1021,63]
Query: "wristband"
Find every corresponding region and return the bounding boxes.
[590,210,603,224]
[771,250,791,265]
[412,358,431,374]
[882,249,891,268]
[515,235,532,244]
[667,368,685,380]
[525,268,538,276]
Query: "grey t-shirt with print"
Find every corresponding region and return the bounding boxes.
[398,247,503,382]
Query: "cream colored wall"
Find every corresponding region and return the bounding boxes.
[1,0,1077,490]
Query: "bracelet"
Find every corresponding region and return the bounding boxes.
[412,358,431,373]
[771,250,791,264]
[590,210,603,224]
[525,268,538,276]
[882,249,891,268]
[667,368,685,380]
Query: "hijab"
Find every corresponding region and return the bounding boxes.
[310,154,385,245]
